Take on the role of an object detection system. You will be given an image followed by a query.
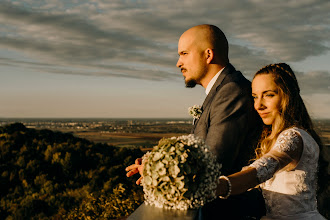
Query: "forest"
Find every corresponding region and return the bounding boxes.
[0,123,144,219]
[0,123,328,219]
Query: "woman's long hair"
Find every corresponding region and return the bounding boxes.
[253,63,328,194]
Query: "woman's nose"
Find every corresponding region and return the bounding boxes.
[254,98,265,110]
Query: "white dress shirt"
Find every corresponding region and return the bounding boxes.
[205,67,225,95]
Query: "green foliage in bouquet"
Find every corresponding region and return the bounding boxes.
[142,134,221,210]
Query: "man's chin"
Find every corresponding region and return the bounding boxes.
[185,79,197,88]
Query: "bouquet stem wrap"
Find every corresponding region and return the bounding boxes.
[142,134,222,210]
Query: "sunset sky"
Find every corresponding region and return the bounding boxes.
[0,0,329,118]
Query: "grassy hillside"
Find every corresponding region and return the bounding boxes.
[0,123,144,219]
[0,123,328,219]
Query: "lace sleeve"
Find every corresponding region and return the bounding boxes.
[249,128,303,183]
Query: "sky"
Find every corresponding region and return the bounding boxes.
[0,0,329,119]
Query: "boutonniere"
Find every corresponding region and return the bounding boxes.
[188,105,203,123]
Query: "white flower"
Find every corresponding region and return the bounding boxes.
[141,134,222,210]
[153,152,163,161]
[188,105,203,120]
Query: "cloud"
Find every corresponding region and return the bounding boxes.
[296,70,330,94]
[0,0,329,87]
[0,56,178,81]
[228,44,271,79]
[0,1,180,80]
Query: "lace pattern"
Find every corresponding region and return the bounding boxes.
[250,128,323,218]
[273,129,300,152]
[250,128,301,183]
[294,172,308,194]
[250,157,278,183]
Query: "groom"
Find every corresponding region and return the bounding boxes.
[177,24,265,219]
[126,24,265,219]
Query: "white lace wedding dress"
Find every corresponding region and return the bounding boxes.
[249,127,326,220]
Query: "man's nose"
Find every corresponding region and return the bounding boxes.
[176,59,182,68]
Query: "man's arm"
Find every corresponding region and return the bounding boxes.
[206,82,252,175]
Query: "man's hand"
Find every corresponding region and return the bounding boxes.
[125,158,144,185]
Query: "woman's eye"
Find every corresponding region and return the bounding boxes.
[252,95,257,99]
[265,94,274,97]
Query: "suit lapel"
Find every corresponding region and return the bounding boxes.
[192,64,235,131]
[201,64,234,111]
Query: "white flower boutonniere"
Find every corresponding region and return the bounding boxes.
[188,105,203,123]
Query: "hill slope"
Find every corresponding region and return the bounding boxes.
[0,123,144,219]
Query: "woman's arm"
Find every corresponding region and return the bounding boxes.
[216,167,259,197]
[216,128,303,198]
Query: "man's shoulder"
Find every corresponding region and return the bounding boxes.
[223,67,250,85]
[217,69,251,95]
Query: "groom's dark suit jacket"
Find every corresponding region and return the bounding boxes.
[192,63,261,175]
[193,64,265,219]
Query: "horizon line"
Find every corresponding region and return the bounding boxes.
[0,117,193,120]
[1,117,329,121]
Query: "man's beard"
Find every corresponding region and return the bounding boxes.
[185,78,197,88]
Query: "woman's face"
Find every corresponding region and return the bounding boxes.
[252,74,282,126]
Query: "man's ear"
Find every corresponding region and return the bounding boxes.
[205,48,214,64]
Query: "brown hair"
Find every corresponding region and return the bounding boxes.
[253,63,328,194]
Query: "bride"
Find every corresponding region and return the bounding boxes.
[216,63,327,219]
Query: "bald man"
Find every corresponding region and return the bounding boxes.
[127,24,265,219]
[177,24,264,219]
[177,24,261,176]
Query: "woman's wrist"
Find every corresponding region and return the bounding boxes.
[218,175,232,199]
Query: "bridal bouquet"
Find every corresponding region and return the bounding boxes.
[141,134,221,210]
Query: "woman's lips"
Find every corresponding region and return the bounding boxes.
[259,113,269,118]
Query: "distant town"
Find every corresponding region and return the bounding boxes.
[1,118,329,147]
[0,118,192,133]
[0,118,193,147]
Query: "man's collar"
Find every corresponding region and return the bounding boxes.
[205,67,225,95]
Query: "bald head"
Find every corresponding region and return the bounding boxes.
[181,24,229,65]
[176,24,229,88]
